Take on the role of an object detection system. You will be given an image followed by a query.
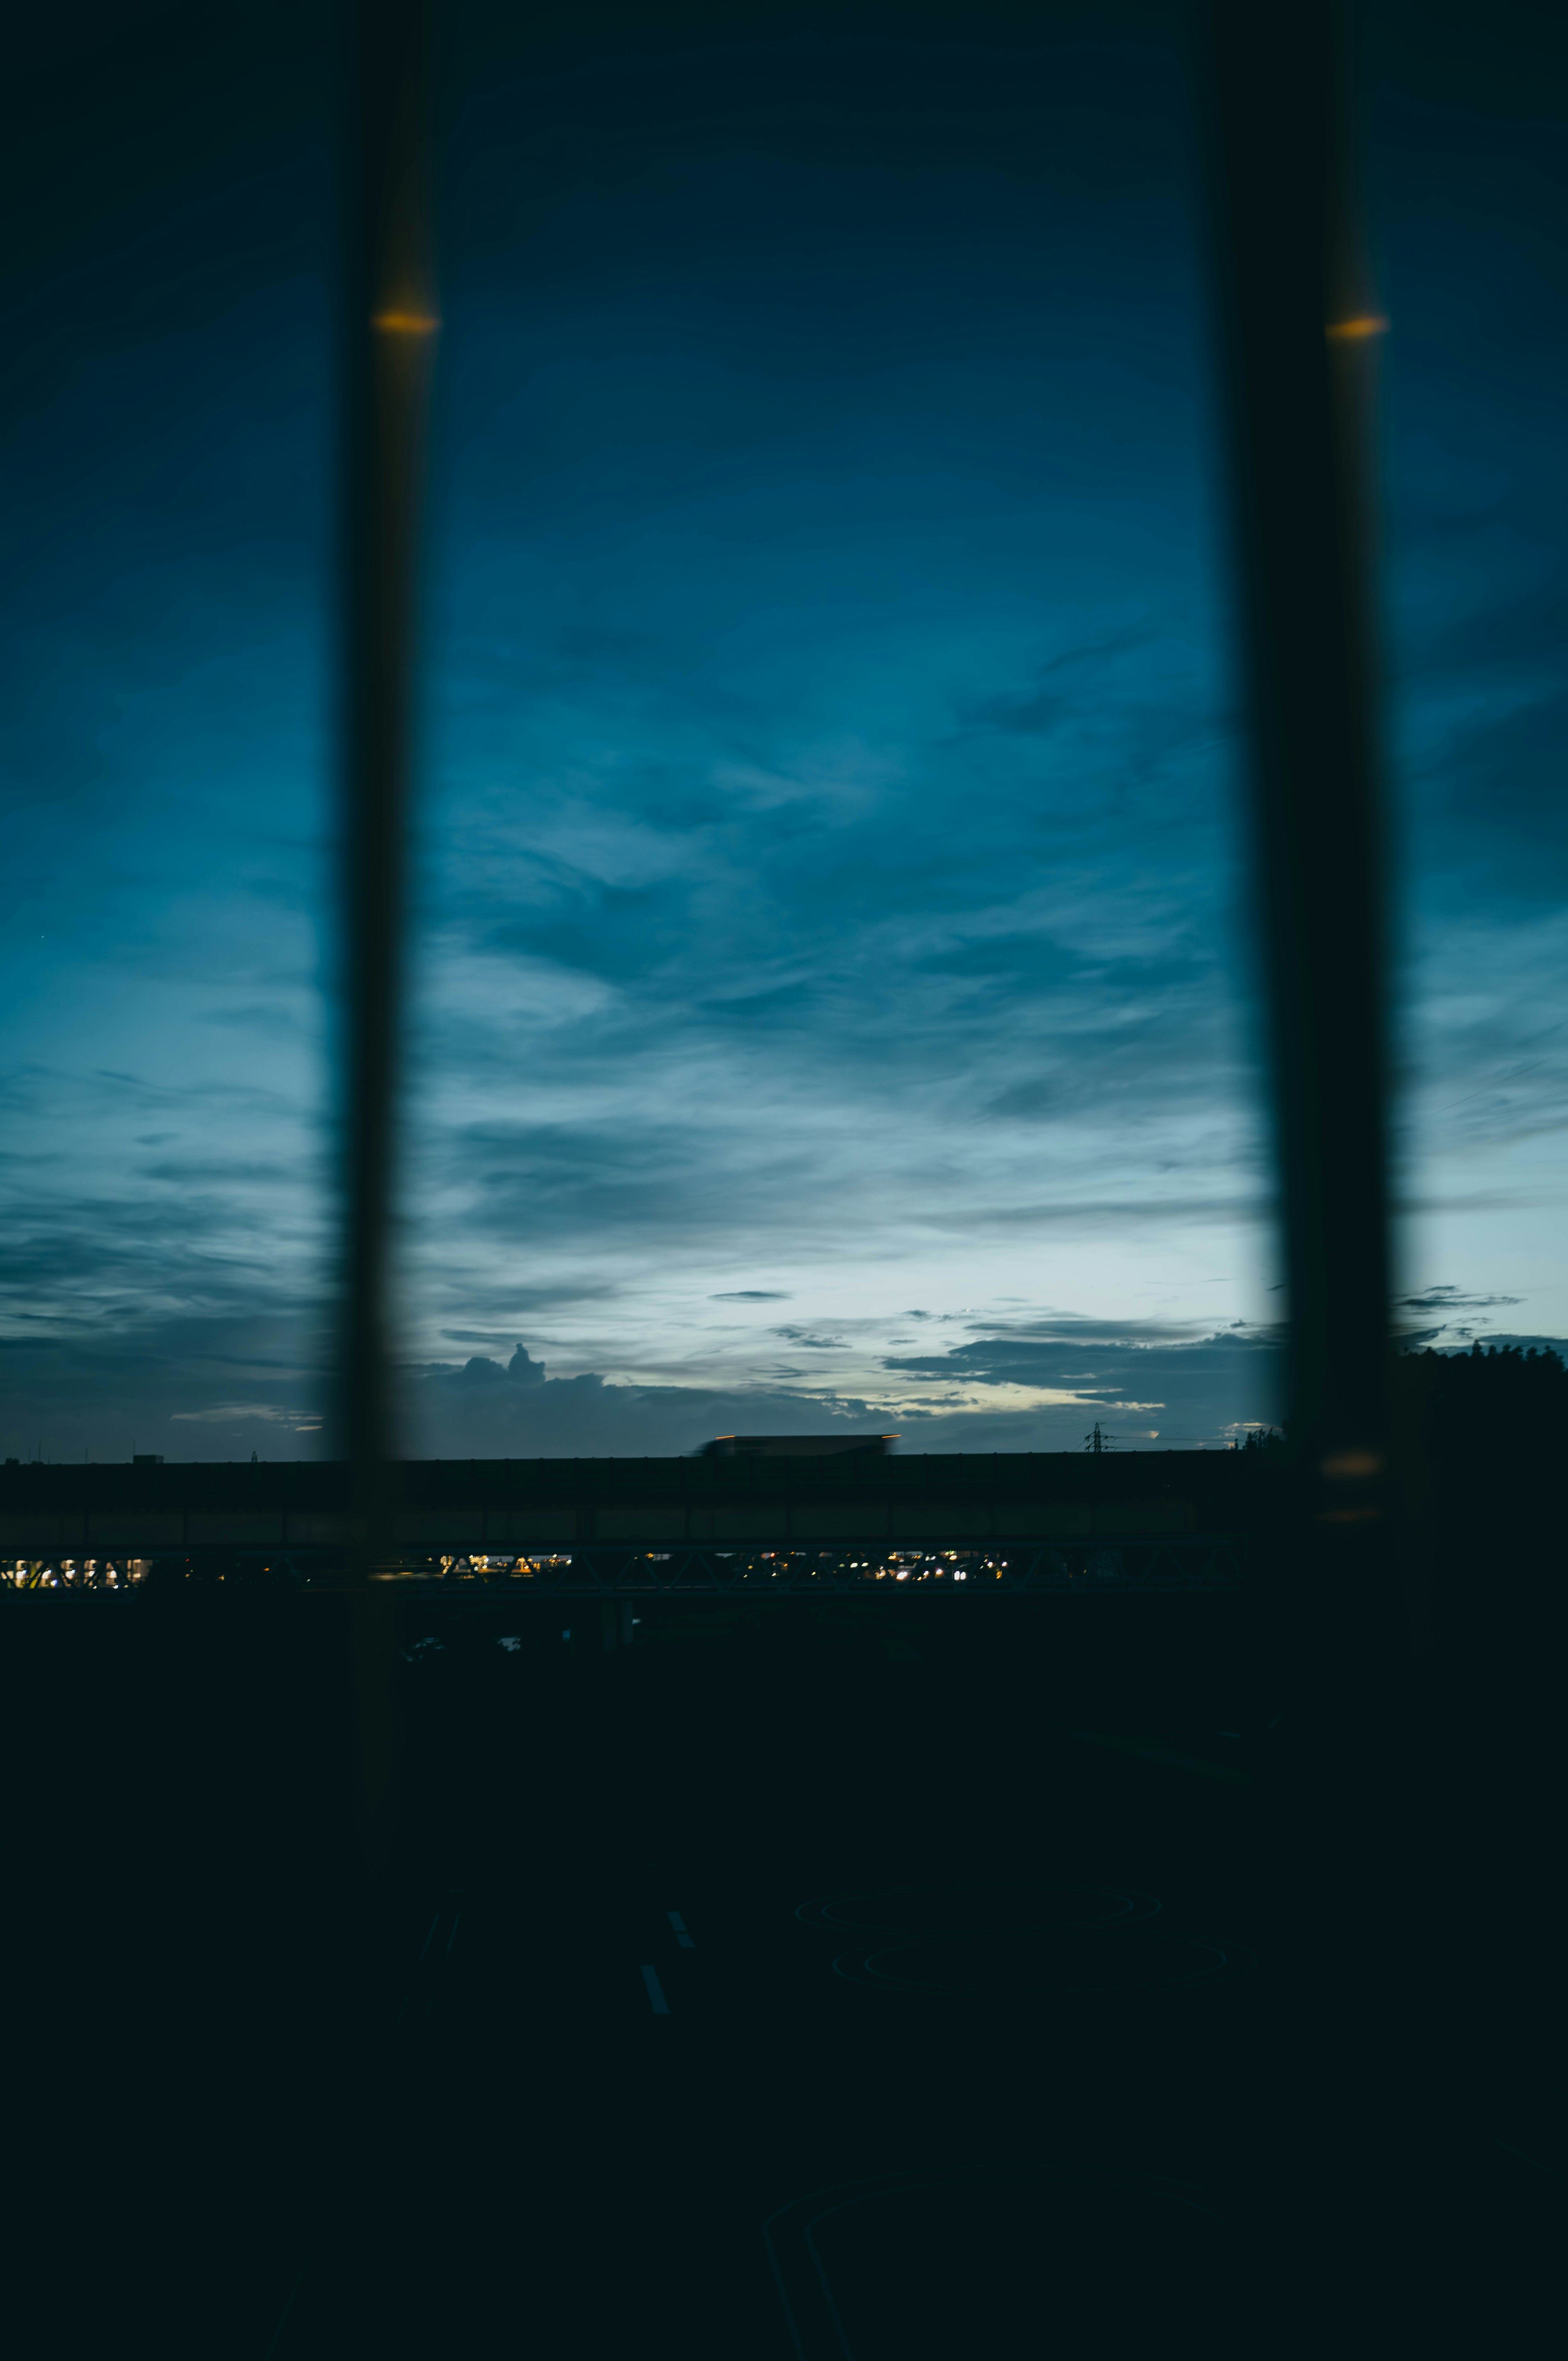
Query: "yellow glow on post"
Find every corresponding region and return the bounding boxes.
[1320,1448,1383,1480]
[1325,314,1389,343]
[372,310,440,336]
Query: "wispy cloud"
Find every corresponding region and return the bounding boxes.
[1398,1285,1524,1313]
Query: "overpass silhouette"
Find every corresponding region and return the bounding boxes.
[0,1445,1268,1590]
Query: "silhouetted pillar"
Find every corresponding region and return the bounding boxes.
[338,0,437,1477]
[1195,6,1433,2337]
[332,0,439,1881]
[1196,0,1392,1508]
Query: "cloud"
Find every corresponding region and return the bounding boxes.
[953,1313,1221,1345]
[393,1314,1293,1457]
[407,1349,878,1459]
[171,1401,301,1425]
[0,1305,327,1463]
[878,1323,1286,1443]
[1398,1285,1524,1312]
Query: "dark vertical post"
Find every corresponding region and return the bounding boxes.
[338,0,437,1479]
[1195,0,1391,1515]
[334,0,437,1881]
[1195,10,1433,2331]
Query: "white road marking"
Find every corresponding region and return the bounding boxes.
[668,1911,696,1948]
[641,1965,670,2014]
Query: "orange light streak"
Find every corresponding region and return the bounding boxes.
[1325,314,1389,343]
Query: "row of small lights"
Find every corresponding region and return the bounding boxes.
[2,1559,142,1587]
[436,1550,1005,1582]
[435,1547,1159,1585]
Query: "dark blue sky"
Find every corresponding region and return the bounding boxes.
[2,2,1565,1460]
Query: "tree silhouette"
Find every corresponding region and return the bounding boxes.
[1395,1341,1568,1459]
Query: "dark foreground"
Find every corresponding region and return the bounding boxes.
[5,1581,1560,2357]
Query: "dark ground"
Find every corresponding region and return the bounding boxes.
[3,1573,1559,2357]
